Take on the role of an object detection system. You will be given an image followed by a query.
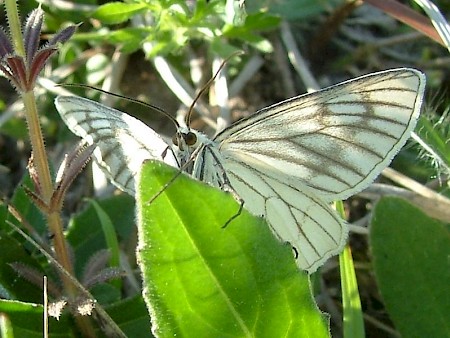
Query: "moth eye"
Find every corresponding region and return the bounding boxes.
[172,132,186,151]
[184,131,197,146]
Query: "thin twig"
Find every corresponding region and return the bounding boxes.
[363,313,401,337]
[273,35,297,98]
[187,48,204,89]
[348,221,370,235]
[280,21,320,92]
[152,54,217,128]
[100,50,129,106]
[362,182,450,223]
[382,167,450,201]
[212,55,230,132]
[229,54,264,97]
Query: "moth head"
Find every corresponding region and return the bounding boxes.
[172,128,200,151]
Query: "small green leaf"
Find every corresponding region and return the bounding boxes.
[65,195,135,276]
[371,197,450,338]
[0,233,43,303]
[73,28,151,54]
[0,296,150,337]
[210,38,242,59]
[242,12,281,31]
[93,2,148,25]
[106,296,152,337]
[415,112,450,173]
[107,27,150,44]
[136,160,330,337]
[9,175,46,236]
[251,0,338,21]
[0,117,28,140]
[0,299,73,337]
[0,311,14,338]
[88,199,120,269]
[222,27,274,53]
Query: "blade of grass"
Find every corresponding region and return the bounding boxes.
[336,201,365,338]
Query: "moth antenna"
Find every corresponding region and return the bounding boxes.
[186,51,243,127]
[58,83,181,129]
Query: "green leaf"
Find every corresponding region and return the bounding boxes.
[415,112,450,174]
[136,160,330,337]
[106,28,151,51]
[222,26,274,53]
[88,199,120,268]
[0,296,151,337]
[73,28,151,54]
[242,12,281,31]
[8,175,46,236]
[0,232,43,303]
[0,310,14,338]
[87,199,122,292]
[93,2,148,25]
[102,296,151,337]
[0,117,28,140]
[65,195,135,277]
[371,197,450,338]
[0,299,73,337]
[249,0,339,21]
[209,38,243,59]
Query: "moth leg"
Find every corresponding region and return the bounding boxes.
[221,198,244,229]
[144,166,186,206]
[161,145,175,164]
[146,145,204,205]
[206,148,245,228]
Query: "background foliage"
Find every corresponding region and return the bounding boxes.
[0,0,449,337]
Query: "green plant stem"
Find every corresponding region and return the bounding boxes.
[46,213,98,336]
[5,0,25,57]
[21,90,54,200]
[21,92,73,276]
[22,74,97,338]
[5,1,96,335]
[336,201,365,338]
[6,0,72,276]
[22,77,95,337]
[21,67,96,338]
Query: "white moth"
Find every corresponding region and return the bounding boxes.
[55,68,426,273]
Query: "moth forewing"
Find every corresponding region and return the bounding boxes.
[55,96,179,195]
[211,68,425,202]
